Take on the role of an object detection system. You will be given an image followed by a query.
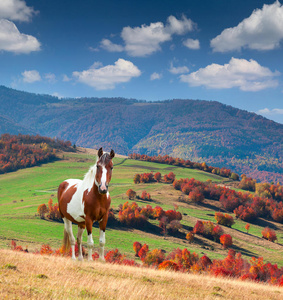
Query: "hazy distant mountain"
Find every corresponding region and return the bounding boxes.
[0,85,282,182]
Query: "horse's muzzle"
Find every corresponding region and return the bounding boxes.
[98,184,108,194]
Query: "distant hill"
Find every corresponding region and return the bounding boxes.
[0,85,282,182]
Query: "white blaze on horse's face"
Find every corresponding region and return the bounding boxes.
[95,149,114,195]
[96,161,113,194]
[99,166,108,193]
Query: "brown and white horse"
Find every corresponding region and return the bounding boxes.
[58,147,115,261]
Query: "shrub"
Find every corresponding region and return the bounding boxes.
[126,189,136,200]
[138,244,149,261]
[186,232,194,243]
[262,227,277,242]
[245,223,250,233]
[133,241,142,257]
[165,209,182,222]
[37,199,61,221]
[238,175,256,191]
[37,203,48,219]
[154,172,162,182]
[164,172,176,183]
[271,208,283,223]
[144,249,165,267]
[47,199,61,221]
[153,206,165,220]
[220,234,233,249]
[234,205,258,222]
[158,260,179,271]
[188,187,204,203]
[167,220,182,234]
[133,174,141,183]
[193,220,204,235]
[140,205,154,218]
[193,220,224,242]
[141,190,151,201]
[105,249,124,264]
[40,244,53,255]
[118,201,148,227]
[215,212,235,227]
[220,193,241,212]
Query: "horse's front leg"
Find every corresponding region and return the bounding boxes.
[98,214,108,262]
[85,216,94,261]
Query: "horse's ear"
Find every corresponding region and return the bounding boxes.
[110,149,115,159]
[98,147,103,158]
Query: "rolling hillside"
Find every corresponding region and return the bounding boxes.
[0,85,282,182]
[0,148,282,267]
[1,249,281,300]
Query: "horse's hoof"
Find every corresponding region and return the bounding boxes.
[72,257,77,261]
[78,256,83,261]
[99,257,105,263]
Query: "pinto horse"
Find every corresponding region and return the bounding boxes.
[58,147,115,261]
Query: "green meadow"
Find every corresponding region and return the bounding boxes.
[0,152,282,265]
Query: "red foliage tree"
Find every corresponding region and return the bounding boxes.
[164,172,176,183]
[133,241,142,257]
[126,189,136,200]
[154,172,162,182]
[215,212,235,227]
[37,203,48,219]
[220,234,233,249]
[262,227,277,242]
[138,244,149,262]
[186,232,194,243]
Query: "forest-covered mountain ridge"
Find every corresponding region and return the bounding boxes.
[0,85,282,183]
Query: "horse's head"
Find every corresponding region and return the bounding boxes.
[95,147,115,194]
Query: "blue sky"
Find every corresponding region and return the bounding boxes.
[0,0,283,123]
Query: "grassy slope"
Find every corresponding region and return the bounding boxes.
[0,150,282,265]
[1,249,282,300]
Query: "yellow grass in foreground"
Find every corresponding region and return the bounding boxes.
[0,249,282,300]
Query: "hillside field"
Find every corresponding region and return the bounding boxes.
[0,148,282,268]
[0,249,282,300]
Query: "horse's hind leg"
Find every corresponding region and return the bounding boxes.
[63,218,76,260]
[98,216,108,262]
[77,226,85,261]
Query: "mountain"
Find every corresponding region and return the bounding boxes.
[0,85,282,182]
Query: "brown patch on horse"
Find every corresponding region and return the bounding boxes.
[82,186,110,223]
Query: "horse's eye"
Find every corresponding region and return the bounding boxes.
[97,165,101,169]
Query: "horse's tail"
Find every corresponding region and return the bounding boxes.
[62,228,70,254]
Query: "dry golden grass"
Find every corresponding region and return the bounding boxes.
[0,249,281,300]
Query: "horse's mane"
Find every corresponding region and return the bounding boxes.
[82,153,111,188]
[82,158,98,188]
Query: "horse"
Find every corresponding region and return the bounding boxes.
[57,147,115,261]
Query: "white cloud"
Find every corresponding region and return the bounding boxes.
[0,19,40,53]
[62,74,71,82]
[0,0,37,22]
[45,73,56,83]
[150,72,162,80]
[73,58,141,90]
[166,15,195,35]
[169,62,189,74]
[257,108,283,115]
[121,15,196,57]
[22,70,41,83]
[211,1,283,52]
[180,57,279,91]
[100,39,124,52]
[183,38,200,50]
